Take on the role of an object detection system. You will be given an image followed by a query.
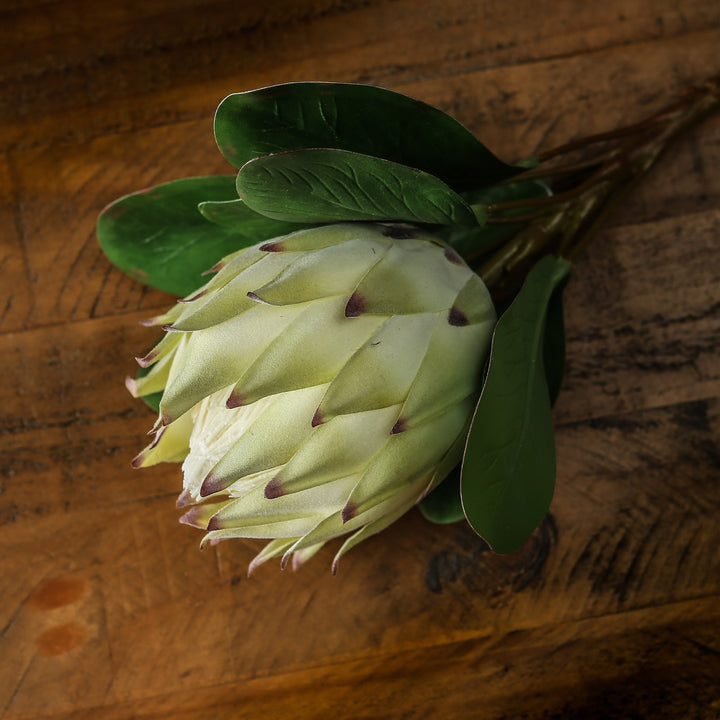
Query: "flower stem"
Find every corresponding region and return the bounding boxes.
[476,75,720,290]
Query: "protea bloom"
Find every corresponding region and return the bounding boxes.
[127,222,496,572]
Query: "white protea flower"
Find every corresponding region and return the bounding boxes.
[127,222,496,573]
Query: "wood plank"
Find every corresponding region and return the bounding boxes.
[0,154,32,332]
[1,395,718,715]
[554,208,720,424]
[1,0,718,152]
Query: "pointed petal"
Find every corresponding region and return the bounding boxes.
[317,313,437,419]
[231,296,384,406]
[201,384,327,495]
[250,235,390,306]
[208,474,357,538]
[343,396,475,518]
[159,302,305,423]
[131,410,195,468]
[271,405,400,495]
[349,237,472,315]
[288,473,428,553]
[171,251,296,331]
[247,538,299,575]
[398,315,494,428]
[331,503,411,573]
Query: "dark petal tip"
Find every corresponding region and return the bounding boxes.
[135,353,155,368]
[391,417,408,434]
[264,478,285,499]
[161,324,180,333]
[383,225,417,239]
[130,452,145,469]
[311,408,325,427]
[160,411,173,426]
[246,291,261,302]
[345,291,366,318]
[226,393,244,409]
[200,474,220,497]
[444,247,464,265]
[179,507,204,528]
[206,515,222,531]
[175,489,192,508]
[259,241,284,252]
[203,260,225,275]
[180,289,207,303]
[448,305,469,326]
[341,502,357,524]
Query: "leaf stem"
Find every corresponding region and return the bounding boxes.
[476,75,720,289]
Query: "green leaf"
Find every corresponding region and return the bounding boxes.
[215,82,521,188]
[198,197,310,236]
[460,255,571,554]
[237,148,478,226]
[418,466,465,524]
[543,280,568,406]
[97,176,303,296]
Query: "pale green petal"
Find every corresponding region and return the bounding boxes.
[132,410,195,468]
[287,473,429,553]
[317,313,437,419]
[349,237,472,315]
[289,541,325,571]
[267,223,386,252]
[208,474,358,537]
[202,384,328,495]
[160,302,306,423]
[331,503,411,574]
[398,318,493,427]
[231,296,384,406]
[251,236,389,306]
[450,272,497,326]
[172,252,296,331]
[248,537,299,575]
[270,404,401,495]
[344,395,475,517]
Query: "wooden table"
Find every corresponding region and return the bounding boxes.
[2,2,719,718]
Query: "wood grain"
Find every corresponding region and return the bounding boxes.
[1,1,719,718]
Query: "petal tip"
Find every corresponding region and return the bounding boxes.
[264,478,285,499]
[311,408,325,427]
[448,306,469,327]
[226,393,244,409]
[175,489,193,508]
[341,502,357,524]
[345,291,366,318]
[391,416,408,435]
[259,241,285,252]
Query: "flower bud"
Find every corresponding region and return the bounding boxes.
[128,222,495,572]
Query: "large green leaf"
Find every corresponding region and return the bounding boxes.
[460,255,571,553]
[215,82,521,188]
[236,148,478,226]
[97,176,302,296]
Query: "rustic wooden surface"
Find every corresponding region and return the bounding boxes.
[1,1,719,718]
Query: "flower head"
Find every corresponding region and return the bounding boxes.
[128,222,495,572]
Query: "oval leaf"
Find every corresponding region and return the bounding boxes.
[215,82,521,188]
[98,176,305,296]
[460,255,571,553]
[237,148,478,226]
